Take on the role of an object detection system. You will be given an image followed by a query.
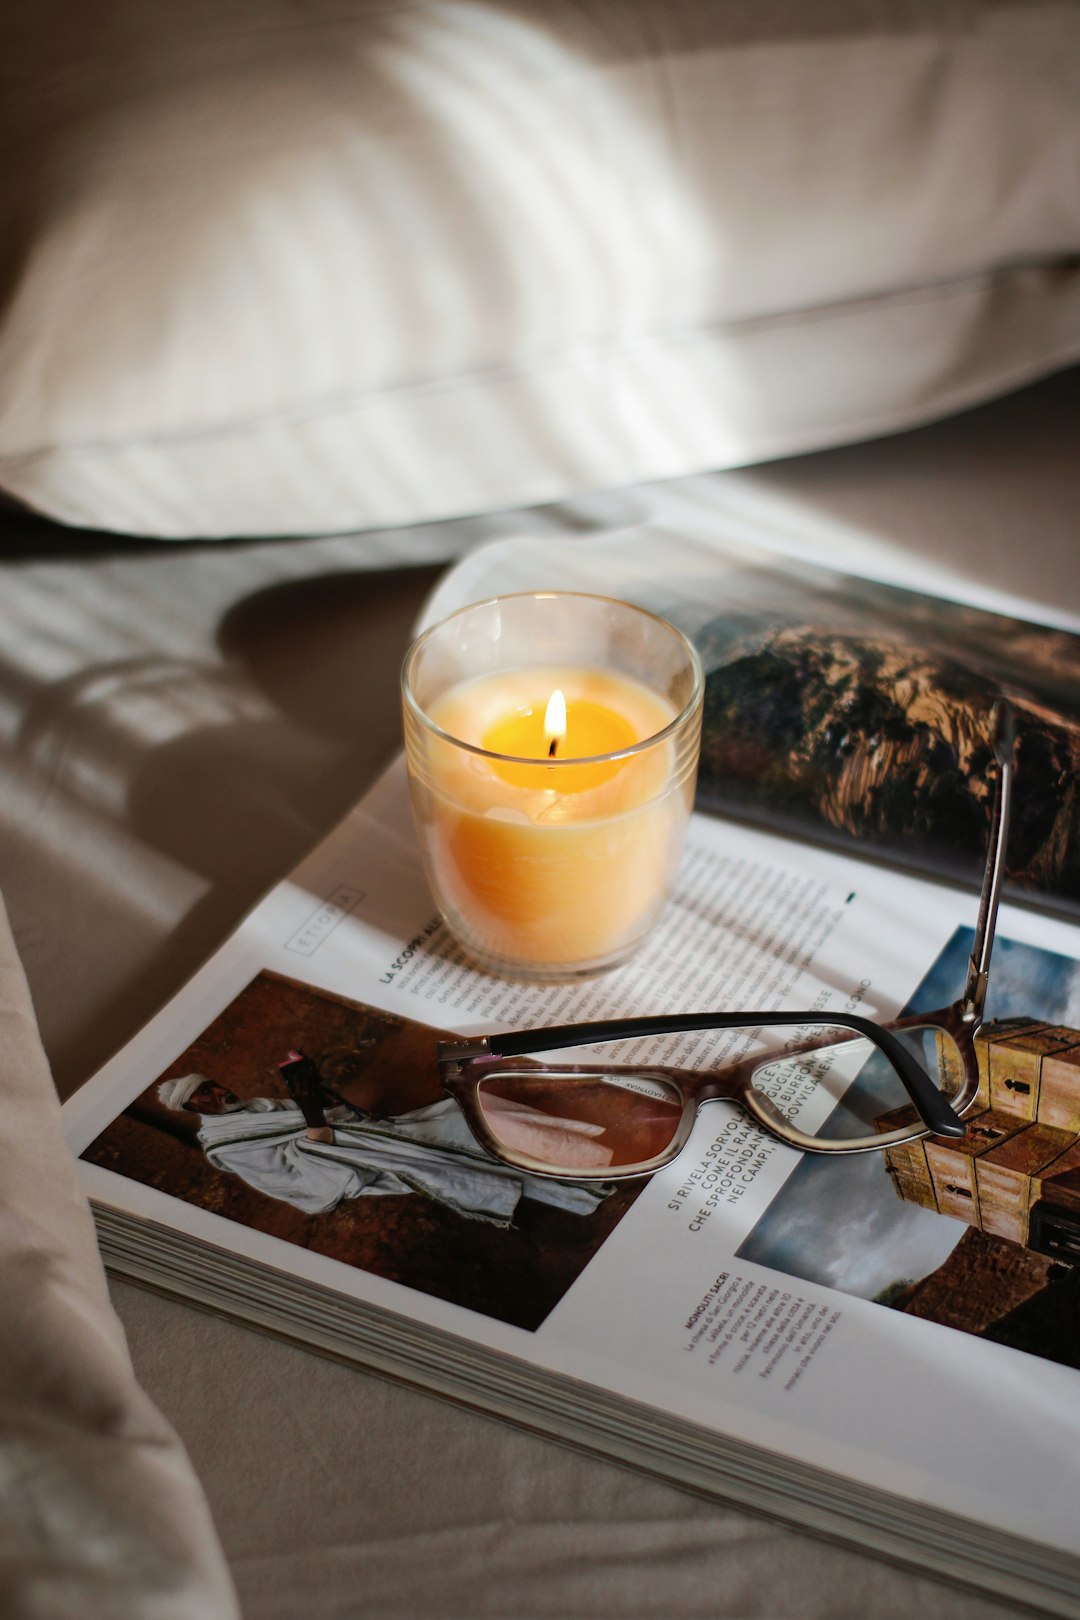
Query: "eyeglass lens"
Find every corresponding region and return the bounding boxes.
[748,1022,966,1143]
[477,1071,684,1171]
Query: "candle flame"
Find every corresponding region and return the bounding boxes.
[544,689,567,757]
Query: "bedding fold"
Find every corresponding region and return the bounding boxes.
[0,890,238,1620]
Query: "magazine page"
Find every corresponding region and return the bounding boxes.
[63,757,1080,1593]
[420,527,1080,924]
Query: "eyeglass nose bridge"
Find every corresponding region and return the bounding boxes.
[683,1062,819,1147]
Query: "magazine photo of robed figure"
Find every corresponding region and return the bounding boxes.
[81,970,640,1331]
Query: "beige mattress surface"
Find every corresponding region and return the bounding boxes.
[4,370,1080,1617]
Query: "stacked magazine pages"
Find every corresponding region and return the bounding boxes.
[64,527,1080,1617]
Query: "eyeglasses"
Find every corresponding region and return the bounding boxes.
[437,705,1015,1179]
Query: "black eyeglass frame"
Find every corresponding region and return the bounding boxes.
[438,705,1015,1178]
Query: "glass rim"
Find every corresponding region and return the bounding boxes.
[401,590,705,769]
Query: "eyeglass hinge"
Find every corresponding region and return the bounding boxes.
[960,961,988,1022]
[437,1037,493,1072]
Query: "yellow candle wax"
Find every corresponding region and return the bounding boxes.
[420,666,685,971]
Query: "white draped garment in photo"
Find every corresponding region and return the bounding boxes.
[195,1098,609,1223]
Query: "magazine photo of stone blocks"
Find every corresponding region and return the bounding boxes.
[878,1020,1080,1360]
[739,929,1080,1369]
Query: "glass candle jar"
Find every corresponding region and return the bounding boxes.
[402,592,703,978]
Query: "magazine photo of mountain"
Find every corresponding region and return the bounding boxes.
[654,561,1080,917]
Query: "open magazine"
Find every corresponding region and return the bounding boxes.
[64,530,1080,1616]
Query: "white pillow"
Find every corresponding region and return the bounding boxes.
[2,1,1079,540]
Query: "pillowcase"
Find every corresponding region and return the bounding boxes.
[1,0,1079,540]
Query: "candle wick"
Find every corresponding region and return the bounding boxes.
[547,738,558,759]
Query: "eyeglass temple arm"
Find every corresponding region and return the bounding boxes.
[962,702,1015,1022]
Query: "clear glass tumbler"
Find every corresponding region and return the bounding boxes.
[402,592,703,978]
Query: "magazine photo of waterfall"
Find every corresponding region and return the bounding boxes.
[665,565,1080,921]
